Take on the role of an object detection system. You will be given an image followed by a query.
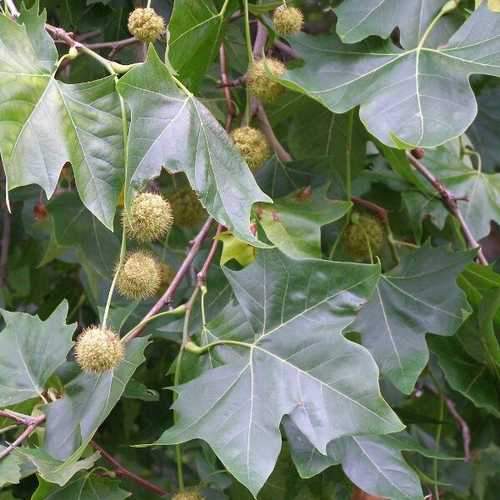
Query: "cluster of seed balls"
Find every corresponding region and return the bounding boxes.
[75,189,204,375]
[76,5,305,375]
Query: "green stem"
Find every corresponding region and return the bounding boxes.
[102,89,129,330]
[345,109,354,201]
[184,339,253,355]
[433,395,445,500]
[121,305,187,343]
[418,1,458,49]
[243,0,254,125]
[173,287,201,491]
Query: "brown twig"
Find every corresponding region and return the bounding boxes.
[253,21,268,58]
[197,224,223,286]
[351,197,389,223]
[219,44,236,131]
[425,384,471,462]
[274,39,299,59]
[406,151,487,265]
[125,218,214,342]
[256,104,293,162]
[91,441,167,497]
[0,412,45,461]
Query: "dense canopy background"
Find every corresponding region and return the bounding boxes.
[0,0,499,499]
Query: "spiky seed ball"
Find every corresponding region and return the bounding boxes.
[158,262,175,290]
[230,127,271,171]
[75,327,124,374]
[273,5,304,36]
[123,193,173,242]
[169,188,207,228]
[172,489,204,500]
[344,213,385,261]
[247,58,286,102]
[128,7,165,43]
[116,251,162,300]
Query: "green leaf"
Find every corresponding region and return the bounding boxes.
[0,8,124,229]
[32,474,130,500]
[43,337,148,460]
[352,246,473,394]
[0,448,21,488]
[168,0,235,91]
[257,186,352,259]
[44,192,120,280]
[468,87,500,173]
[13,448,99,486]
[282,5,500,148]
[431,335,500,417]
[417,147,500,241]
[0,301,75,406]
[154,250,403,496]
[334,0,460,48]
[117,47,271,245]
[218,231,256,267]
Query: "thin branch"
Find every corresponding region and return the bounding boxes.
[0,413,45,461]
[253,21,268,58]
[219,44,236,131]
[0,195,11,289]
[352,197,389,223]
[406,151,487,265]
[85,37,138,50]
[426,384,471,462]
[91,441,167,497]
[256,104,293,162]
[124,218,214,342]
[274,39,299,59]
[197,224,223,286]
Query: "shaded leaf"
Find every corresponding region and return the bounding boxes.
[431,335,500,417]
[0,7,123,228]
[352,246,473,394]
[117,47,271,245]
[257,186,352,259]
[32,474,130,500]
[168,0,235,90]
[155,250,403,496]
[0,301,75,406]
[43,337,148,460]
[334,0,460,48]
[0,448,21,488]
[282,6,500,148]
[14,449,99,486]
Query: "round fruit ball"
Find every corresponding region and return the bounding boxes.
[158,262,175,290]
[116,251,162,300]
[75,327,124,374]
[123,192,173,243]
[273,5,304,36]
[169,188,207,228]
[172,489,204,500]
[344,213,385,261]
[230,126,271,171]
[247,58,286,102]
[128,7,165,43]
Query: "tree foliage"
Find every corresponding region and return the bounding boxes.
[0,1,499,499]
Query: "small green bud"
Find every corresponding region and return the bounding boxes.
[344,213,385,261]
[169,188,207,228]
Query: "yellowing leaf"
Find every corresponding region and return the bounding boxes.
[217,231,256,267]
